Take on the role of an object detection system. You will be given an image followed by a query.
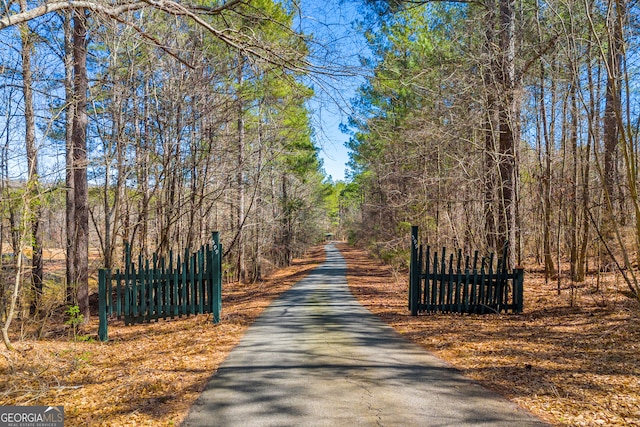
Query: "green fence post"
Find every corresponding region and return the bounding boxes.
[212,232,221,324]
[197,248,203,314]
[115,269,121,317]
[218,244,222,314]
[410,226,419,316]
[98,269,108,342]
[181,250,188,315]
[515,268,524,313]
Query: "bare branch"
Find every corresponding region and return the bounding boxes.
[0,1,147,29]
[1,0,305,71]
[0,0,244,30]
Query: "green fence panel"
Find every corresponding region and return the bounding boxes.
[409,226,523,316]
[98,234,223,341]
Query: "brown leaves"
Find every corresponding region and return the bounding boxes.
[6,243,638,426]
[0,246,325,426]
[341,244,640,427]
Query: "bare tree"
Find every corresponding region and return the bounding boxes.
[18,0,43,313]
[71,8,90,319]
[64,9,76,305]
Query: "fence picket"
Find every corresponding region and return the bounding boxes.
[150,256,156,321]
[423,246,430,307]
[516,268,524,312]
[155,255,161,319]
[456,261,463,313]
[199,249,205,314]
[115,269,121,318]
[477,259,485,314]
[141,259,148,321]
[161,259,166,316]
[189,252,196,315]
[409,226,523,316]
[409,226,419,315]
[106,267,113,317]
[438,248,445,311]
[430,250,438,313]
[447,254,454,313]
[98,269,107,341]
[172,252,179,318]
[463,262,470,313]
[98,235,223,341]
[416,245,424,310]
[471,251,479,311]
[123,244,131,322]
[205,244,211,312]
[124,267,131,325]
[181,252,187,316]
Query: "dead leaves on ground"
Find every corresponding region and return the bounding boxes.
[3,243,639,426]
[340,244,640,427]
[0,246,325,426]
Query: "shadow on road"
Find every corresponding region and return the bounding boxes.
[184,244,548,427]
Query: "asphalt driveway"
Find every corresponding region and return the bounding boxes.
[184,244,548,426]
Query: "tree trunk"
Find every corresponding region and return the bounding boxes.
[482,0,499,255]
[64,10,76,305]
[282,173,292,266]
[236,57,246,282]
[0,96,11,274]
[72,8,89,320]
[496,0,518,268]
[603,0,622,207]
[2,189,32,350]
[577,40,595,282]
[484,100,498,254]
[101,82,124,270]
[569,79,580,282]
[19,0,43,313]
[0,145,4,270]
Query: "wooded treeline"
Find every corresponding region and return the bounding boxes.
[2,0,640,349]
[345,0,640,299]
[0,0,336,347]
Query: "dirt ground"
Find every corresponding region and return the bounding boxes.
[1,243,639,426]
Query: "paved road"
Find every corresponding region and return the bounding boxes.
[184,244,548,426]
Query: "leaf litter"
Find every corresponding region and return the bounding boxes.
[0,246,325,426]
[2,244,639,426]
[340,244,640,427]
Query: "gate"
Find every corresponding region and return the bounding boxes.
[98,232,222,341]
[409,226,523,315]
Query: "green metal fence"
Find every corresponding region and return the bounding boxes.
[409,226,523,315]
[98,232,222,341]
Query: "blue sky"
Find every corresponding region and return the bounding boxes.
[296,0,371,182]
[1,1,372,183]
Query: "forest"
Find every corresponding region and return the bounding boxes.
[1,0,639,345]
[345,0,640,297]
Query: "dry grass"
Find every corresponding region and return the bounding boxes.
[3,243,639,426]
[340,243,640,427]
[0,246,325,426]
